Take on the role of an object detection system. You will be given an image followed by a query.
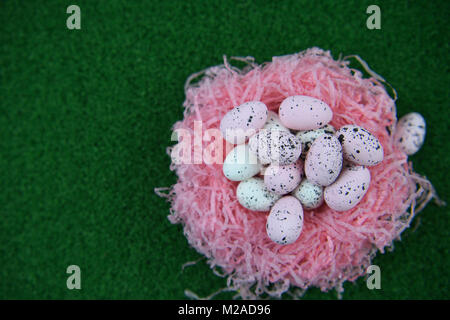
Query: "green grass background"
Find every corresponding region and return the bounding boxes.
[1,0,449,299]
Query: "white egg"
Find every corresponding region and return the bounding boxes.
[292,179,324,209]
[263,111,290,132]
[237,177,281,212]
[394,112,426,155]
[266,196,304,245]
[249,129,302,165]
[223,144,261,181]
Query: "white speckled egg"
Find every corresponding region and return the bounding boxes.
[305,134,343,186]
[296,124,336,159]
[266,196,304,245]
[279,95,333,130]
[394,112,426,155]
[237,177,281,212]
[264,161,303,195]
[324,165,371,212]
[249,129,302,165]
[263,111,290,132]
[220,101,268,145]
[292,179,324,209]
[335,125,383,166]
[223,144,261,181]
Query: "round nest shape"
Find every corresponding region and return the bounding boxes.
[156,48,438,299]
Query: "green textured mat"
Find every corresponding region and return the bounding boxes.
[0,0,448,299]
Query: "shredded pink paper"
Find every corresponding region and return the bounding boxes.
[156,48,440,299]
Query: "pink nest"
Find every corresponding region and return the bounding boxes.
[156,48,439,299]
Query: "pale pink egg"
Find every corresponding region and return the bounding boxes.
[220,101,268,144]
[394,112,426,155]
[266,196,304,245]
[279,95,332,130]
[324,165,371,212]
[305,134,343,186]
[263,161,303,195]
[335,125,383,166]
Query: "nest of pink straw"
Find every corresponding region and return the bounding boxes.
[156,48,440,299]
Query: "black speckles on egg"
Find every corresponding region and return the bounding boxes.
[293,179,324,209]
[237,177,281,212]
[220,101,269,144]
[335,125,384,166]
[279,95,333,131]
[324,165,371,211]
[305,134,343,186]
[264,162,303,195]
[266,196,303,245]
[249,130,302,165]
[394,112,426,155]
[296,124,336,160]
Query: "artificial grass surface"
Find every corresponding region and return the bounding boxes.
[0,0,449,299]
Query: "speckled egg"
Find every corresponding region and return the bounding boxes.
[264,161,303,195]
[279,95,333,130]
[335,125,383,166]
[223,144,261,181]
[324,165,371,212]
[305,134,343,186]
[220,101,268,145]
[296,124,336,159]
[266,196,304,245]
[394,112,426,155]
[249,129,302,165]
[292,179,324,209]
[263,111,290,132]
[237,177,281,212]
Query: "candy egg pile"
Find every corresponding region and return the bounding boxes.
[220,96,426,245]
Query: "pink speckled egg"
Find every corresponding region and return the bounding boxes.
[305,134,343,186]
[249,129,302,165]
[279,95,333,130]
[335,125,383,166]
[394,112,426,155]
[324,165,371,212]
[266,196,304,245]
[220,101,268,145]
[263,161,303,195]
